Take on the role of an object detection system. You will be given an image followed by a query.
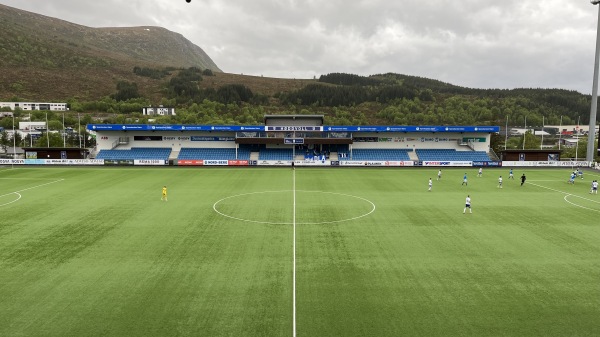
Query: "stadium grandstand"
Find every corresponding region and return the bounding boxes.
[87,115,500,167]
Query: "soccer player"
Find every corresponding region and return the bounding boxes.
[509,168,514,180]
[478,167,483,177]
[462,173,468,186]
[463,195,472,214]
[568,172,576,185]
[578,168,583,179]
[498,175,503,188]
[161,185,168,201]
[520,174,526,186]
[592,180,598,194]
[428,178,432,191]
[437,169,442,181]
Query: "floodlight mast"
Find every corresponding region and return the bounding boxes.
[588,0,600,163]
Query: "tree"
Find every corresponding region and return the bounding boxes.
[489,132,505,155]
[562,138,597,160]
[517,130,542,150]
[0,131,9,152]
[11,131,22,148]
[35,132,63,147]
[112,81,140,102]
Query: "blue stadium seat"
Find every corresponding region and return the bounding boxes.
[96,147,171,161]
[416,149,491,161]
[258,149,293,160]
[339,149,411,161]
[177,148,250,160]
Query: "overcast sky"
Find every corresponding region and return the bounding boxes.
[2,0,600,94]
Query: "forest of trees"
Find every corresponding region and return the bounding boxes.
[1,70,598,158]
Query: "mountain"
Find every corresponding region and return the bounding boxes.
[0,3,220,101]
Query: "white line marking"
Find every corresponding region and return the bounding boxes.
[292,169,297,337]
[563,195,600,213]
[0,192,21,207]
[0,179,64,206]
[528,182,600,212]
[212,190,376,225]
[0,178,63,180]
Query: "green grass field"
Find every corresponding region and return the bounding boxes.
[1,166,599,337]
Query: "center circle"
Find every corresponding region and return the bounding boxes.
[213,190,375,225]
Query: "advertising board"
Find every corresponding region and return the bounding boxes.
[134,160,167,166]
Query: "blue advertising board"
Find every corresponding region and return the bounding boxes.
[88,124,500,133]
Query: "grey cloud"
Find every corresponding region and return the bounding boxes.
[1,0,599,93]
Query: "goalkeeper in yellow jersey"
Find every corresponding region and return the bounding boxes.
[161,185,168,201]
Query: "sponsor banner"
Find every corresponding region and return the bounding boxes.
[338,161,414,166]
[325,126,500,133]
[503,161,590,167]
[88,124,266,132]
[384,161,415,167]
[557,161,589,167]
[178,160,203,166]
[77,159,105,165]
[423,161,450,166]
[0,159,25,165]
[228,160,249,166]
[190,136,235,142]
[502,161,553,167]
[89,124,499,133]
[249,160,258,166]
[423,161,473,167]
[133,135,162,141]
[44,159,105,165]
[104,159,134,166]
[284,138,304,144]
[25,159,46,165]
[295,160,330,166]
[258,160,292,166]
[203,160,229,166]
[353,137,378,142]
[472,161,503,167]
[340,161,366,166]
[331,161,340,166]
[134,159,167,166]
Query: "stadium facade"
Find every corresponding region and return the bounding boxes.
[1,116,590,167]
[86,119,500,167]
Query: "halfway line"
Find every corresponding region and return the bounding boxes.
[292,167,297,337]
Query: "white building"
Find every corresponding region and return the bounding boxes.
[0,102,68,111]
[19,122,47,131]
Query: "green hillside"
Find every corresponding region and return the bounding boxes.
[0,3,220,101]
[0,3,596,137]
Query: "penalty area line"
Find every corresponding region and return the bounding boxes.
[528,181,600,212]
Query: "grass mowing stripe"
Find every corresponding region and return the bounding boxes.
[0,167,598,336]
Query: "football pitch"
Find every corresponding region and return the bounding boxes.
[0,166,599,337]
